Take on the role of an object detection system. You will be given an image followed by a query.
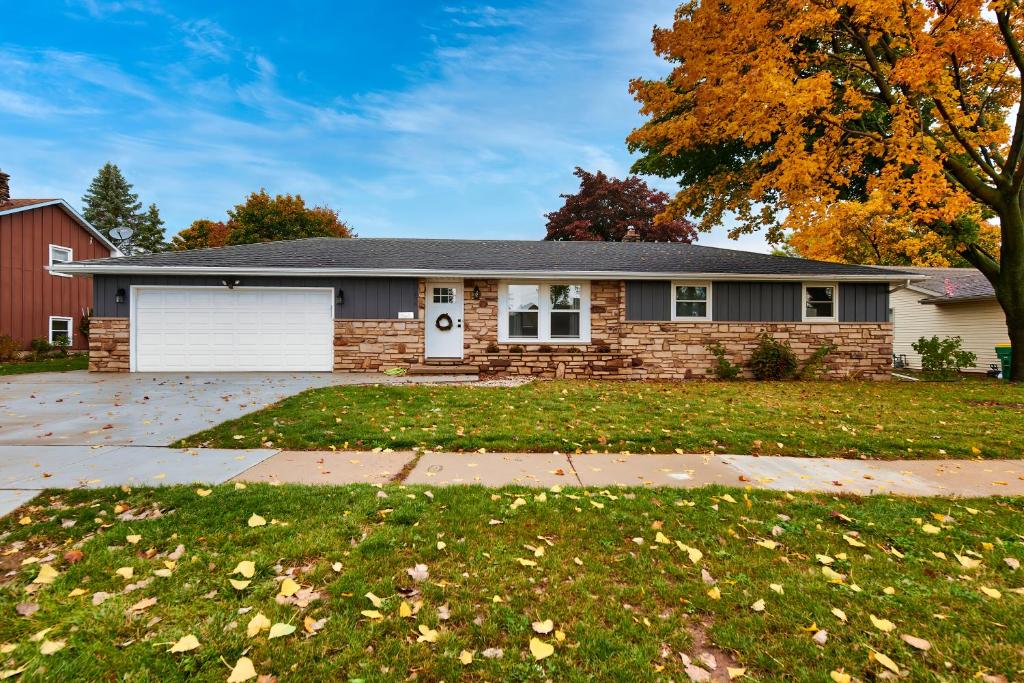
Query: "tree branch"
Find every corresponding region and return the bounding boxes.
[995,10,1024,185]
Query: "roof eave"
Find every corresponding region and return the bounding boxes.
[51,263,922,282]
[920,294,998,304]
[0,199,121,256]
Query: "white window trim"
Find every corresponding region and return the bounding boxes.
[497,281,591,344]
[670,280,712,321]
[802,282,838,322]
[48,244,73,278]
[48,316,73,344]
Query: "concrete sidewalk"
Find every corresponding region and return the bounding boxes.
[0,445,278,516]
[242,450,1024,498]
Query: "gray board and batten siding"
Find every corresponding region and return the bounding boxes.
[624,281,889,323]
[93,275,419,320]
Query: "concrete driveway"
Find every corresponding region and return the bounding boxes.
[0,370,475,516]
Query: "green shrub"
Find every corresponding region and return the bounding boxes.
[54,336,71,357]
[0,334,19,362]
[705,341,741,380]
[798,342,838,379]
[911,335,977,380]
[29,338,53,359]
[748,332,798,380]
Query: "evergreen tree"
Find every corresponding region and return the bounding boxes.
[81,163,165,254]
[135,203,167,253]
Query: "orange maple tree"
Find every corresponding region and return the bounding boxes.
[629,0,1024,379]
[785,194,1002,266]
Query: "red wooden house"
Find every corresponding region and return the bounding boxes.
[0,171,119,349]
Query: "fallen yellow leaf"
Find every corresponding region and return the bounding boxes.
[232,560,255,579]
[227,656,257,682]
[33,564,59,585]
[168,634,200,653]
[279,578,300,597]
[529,637,554,660]
[268,623,296,639]
[247,514,266,528]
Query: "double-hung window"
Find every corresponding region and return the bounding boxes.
[48,316,73,344]
[49,245,73,277]
[803,283,837,322]
[671,281,711,321]
[499,282,590,343]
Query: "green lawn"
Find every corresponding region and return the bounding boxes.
[1,485,1021,682]
[0,355,87,376]
[177,380,1024,459]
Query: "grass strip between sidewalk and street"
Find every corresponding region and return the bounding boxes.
[1,484,1021,682]
[175,379,1024,459]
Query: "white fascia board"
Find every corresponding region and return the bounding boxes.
[0,199,121,255]
[50,263,924,282]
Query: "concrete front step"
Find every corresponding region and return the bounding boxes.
[407,364,479,375]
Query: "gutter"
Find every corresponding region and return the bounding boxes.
[50,263,926,283]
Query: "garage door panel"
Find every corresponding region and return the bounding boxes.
[133,288,334,372]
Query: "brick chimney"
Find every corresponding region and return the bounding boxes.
[622,225,640,242]
[0,170,9,204]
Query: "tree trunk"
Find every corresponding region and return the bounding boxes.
[994,208,1024,382]
[963,206,1024,381]
[1007,313,1024,381]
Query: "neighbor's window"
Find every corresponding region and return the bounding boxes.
[49,316,72,344]
[500,282,591,342]
[672,281,711,320]
[507,284,540,338]
[432,287,455,304]
[549,284,581,338]
[803,283,837,321]
[49,245,73,277]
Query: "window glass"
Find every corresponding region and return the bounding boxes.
[508,284,539,338]
[50,246,71,264]
[805,285,835,318]
[674,284,708,318]
[50,318,71,343]
[432,287,455,304]
[549,284,581,338]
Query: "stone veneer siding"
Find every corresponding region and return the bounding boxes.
[88,317,131,372]
[333,320,424,371]
[619,321,893,380]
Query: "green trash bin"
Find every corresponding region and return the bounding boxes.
[995,344,1012,380]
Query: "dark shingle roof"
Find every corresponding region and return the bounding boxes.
[62,237,914,279]
[890,266,996,302]
[0,198,60,211]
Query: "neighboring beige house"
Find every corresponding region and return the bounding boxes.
[886,266,1008,373]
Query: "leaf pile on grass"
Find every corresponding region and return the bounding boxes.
[1,485,1022,681]
[177,379,1024,459]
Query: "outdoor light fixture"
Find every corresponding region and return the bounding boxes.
[115,288,126,304]
[221,278,240,289]
[472,285,481,300]
[336,290,345,305]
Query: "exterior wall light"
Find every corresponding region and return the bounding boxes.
[115,288,126,304]
[472,285,481,300]
[336,290,344,305]
[221,279,240,289]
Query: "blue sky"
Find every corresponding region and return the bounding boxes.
[1,0,769,251]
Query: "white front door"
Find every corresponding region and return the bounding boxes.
[132,287,335,372]
[424,281,463,359]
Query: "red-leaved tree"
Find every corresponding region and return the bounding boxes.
[544,167,697,242]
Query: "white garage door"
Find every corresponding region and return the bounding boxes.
[133,287,334,372]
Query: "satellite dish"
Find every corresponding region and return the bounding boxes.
[109,227,134,241]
